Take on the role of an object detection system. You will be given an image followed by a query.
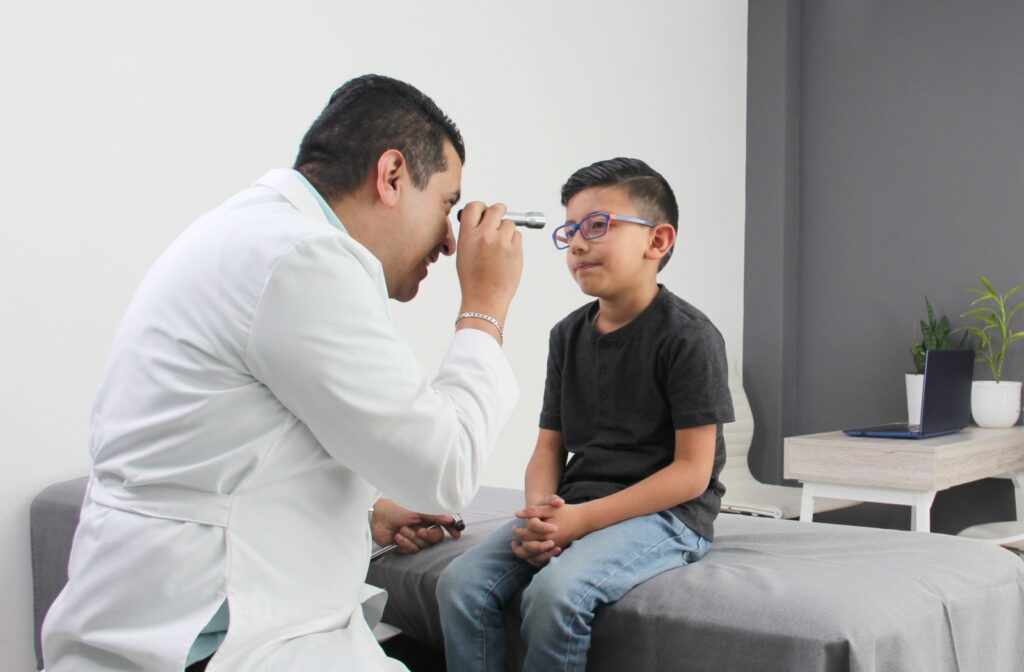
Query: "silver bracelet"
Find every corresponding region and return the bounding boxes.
[456,312,504,342]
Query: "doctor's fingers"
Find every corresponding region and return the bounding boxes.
[439,522,462,540]
[395,526,436,552]
[496,216,522,245]
[458,202,507,231]
[411,514,461,540]
[458,202,485,229]
[393,531,428,553]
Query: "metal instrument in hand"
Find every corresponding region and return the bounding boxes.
[370,513,466,560]
[456,209,546,229]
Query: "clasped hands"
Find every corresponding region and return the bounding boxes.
[511,495,590,568]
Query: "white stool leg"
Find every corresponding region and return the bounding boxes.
[1009,470,1024,522]
[910,491,936,532]
[799,486,815,523]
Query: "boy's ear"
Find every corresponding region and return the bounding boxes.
[645,223,676,262]
[374,149,406,208]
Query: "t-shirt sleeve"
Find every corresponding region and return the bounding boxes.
[538,327,564,431]
[666,321,735,430]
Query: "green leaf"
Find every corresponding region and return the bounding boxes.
[964,327,991,346]
[979,275,998,295]
[969,295,998,307]
[971,315,999,329]
[964,327,984,339]
[911,343,926,373]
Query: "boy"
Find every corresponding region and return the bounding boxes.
[436,157,734,671]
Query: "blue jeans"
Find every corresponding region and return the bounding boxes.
[436,511,709,672]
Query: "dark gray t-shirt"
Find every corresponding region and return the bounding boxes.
[539,285,734,541]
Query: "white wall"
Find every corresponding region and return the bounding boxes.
[0,2,746,668]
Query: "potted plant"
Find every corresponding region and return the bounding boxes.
[959,275,1024,428]
[907,297,963,424]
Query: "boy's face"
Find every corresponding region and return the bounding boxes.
[563,185,659,300]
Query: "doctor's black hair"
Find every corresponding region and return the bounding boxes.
[294,74,465,201]
[560,157,678,270]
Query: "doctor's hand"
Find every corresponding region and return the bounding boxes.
[371,498,462,554]
[456,202,523,341]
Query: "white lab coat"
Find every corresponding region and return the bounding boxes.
[41,169,518,671]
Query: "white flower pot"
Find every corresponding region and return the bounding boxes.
[906,373,924,425]
[971,380,1022,428]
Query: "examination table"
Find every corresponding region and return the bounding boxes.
[32,479,1024,671]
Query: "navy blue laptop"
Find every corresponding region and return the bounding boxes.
[843,349,974,439]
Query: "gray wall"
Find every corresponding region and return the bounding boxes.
[745,0,1024,532]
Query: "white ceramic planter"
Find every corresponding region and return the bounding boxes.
[906,373,924,425]
[971,380,1023,428]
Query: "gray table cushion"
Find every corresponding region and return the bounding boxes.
[30,476,88,670]
[32,480,1024,671]
[368,487,1024,672]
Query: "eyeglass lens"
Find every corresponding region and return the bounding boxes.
[554,213,611,248]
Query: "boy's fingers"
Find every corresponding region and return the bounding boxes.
[525,518,557,535]
[518,495,564,515]
[524,547,561,568]
[524,539,555,554]
[515,505,555,519]
[513,524,556,542]
[511,540,557,566]
[536,494,564,508]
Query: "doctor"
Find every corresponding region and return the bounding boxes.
[42,74,522,671]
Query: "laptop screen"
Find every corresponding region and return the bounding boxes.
[918,349,975,433]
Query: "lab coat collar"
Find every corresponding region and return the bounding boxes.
[254,169,391,303]
[254,168,347,234]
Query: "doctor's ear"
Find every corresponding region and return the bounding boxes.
[645,223,676,261]
[375,149,407,207]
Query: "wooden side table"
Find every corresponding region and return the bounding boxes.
[783,426,1024,533]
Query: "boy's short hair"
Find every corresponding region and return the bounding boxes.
[294,74,465,202]
[560,157,678,270]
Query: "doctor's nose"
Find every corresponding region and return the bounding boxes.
[441,218,456,256]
